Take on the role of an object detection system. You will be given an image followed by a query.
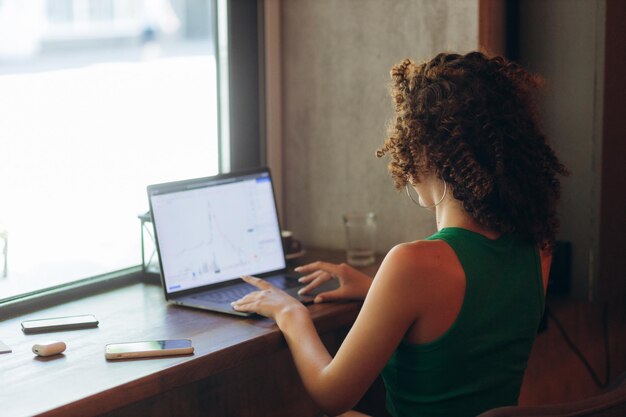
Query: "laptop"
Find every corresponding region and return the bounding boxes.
[147,167,337,317]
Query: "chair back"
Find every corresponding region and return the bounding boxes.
[477,374,626,417]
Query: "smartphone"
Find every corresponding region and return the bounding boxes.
[21,314,99,334]
[105,339,194,360]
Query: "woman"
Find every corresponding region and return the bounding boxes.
[232,51,567,417]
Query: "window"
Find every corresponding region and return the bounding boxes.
[0,0,226,300]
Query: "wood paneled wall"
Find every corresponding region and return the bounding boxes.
[479,0,507,56]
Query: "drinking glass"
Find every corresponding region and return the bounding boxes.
[342,212,376,267]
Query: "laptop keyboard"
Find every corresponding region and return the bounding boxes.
[190,276,301,305]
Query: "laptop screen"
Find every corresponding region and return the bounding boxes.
[148,170,286,294]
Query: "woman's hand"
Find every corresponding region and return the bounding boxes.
[295,261,373,303]
[231,275,308,323]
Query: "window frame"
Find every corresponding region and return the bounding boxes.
[224,0,265,171]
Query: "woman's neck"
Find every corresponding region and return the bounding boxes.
[434,198,501,240]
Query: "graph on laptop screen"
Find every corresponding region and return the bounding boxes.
[150,173,285,293]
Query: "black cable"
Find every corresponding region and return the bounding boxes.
[546,301,611,389]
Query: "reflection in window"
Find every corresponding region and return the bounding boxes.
[0,0,219,299]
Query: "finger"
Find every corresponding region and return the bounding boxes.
[294,261,342,275]
[232,290,262,306]
[231,298,260,313]
[298,274,332,295]
[293,261,320,273]
[240,275,273,290]
[297,270,328,283]
[231,290,268,311]
[313,288,344,304]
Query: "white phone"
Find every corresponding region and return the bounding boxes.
[105,339,194,360]
[22,314,99,334]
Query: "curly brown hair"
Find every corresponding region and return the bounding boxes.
[377,51,568,250]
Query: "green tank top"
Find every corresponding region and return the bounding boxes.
[381,227,545,417]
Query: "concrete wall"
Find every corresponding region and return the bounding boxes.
[517,0,605,299]
[281,0,479,253]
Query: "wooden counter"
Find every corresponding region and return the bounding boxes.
[0,249,381,417]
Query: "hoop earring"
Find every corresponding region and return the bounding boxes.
[405,181,448,208]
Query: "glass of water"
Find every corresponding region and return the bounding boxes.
[342,212,376,267]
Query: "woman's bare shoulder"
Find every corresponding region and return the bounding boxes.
[384,239,458,272]
[377,239,461,290]
[373,238,464,321]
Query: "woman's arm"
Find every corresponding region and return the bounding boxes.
[540,248,553,294]
[233,242,439,415]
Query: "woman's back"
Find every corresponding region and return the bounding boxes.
[382,227,545,417]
